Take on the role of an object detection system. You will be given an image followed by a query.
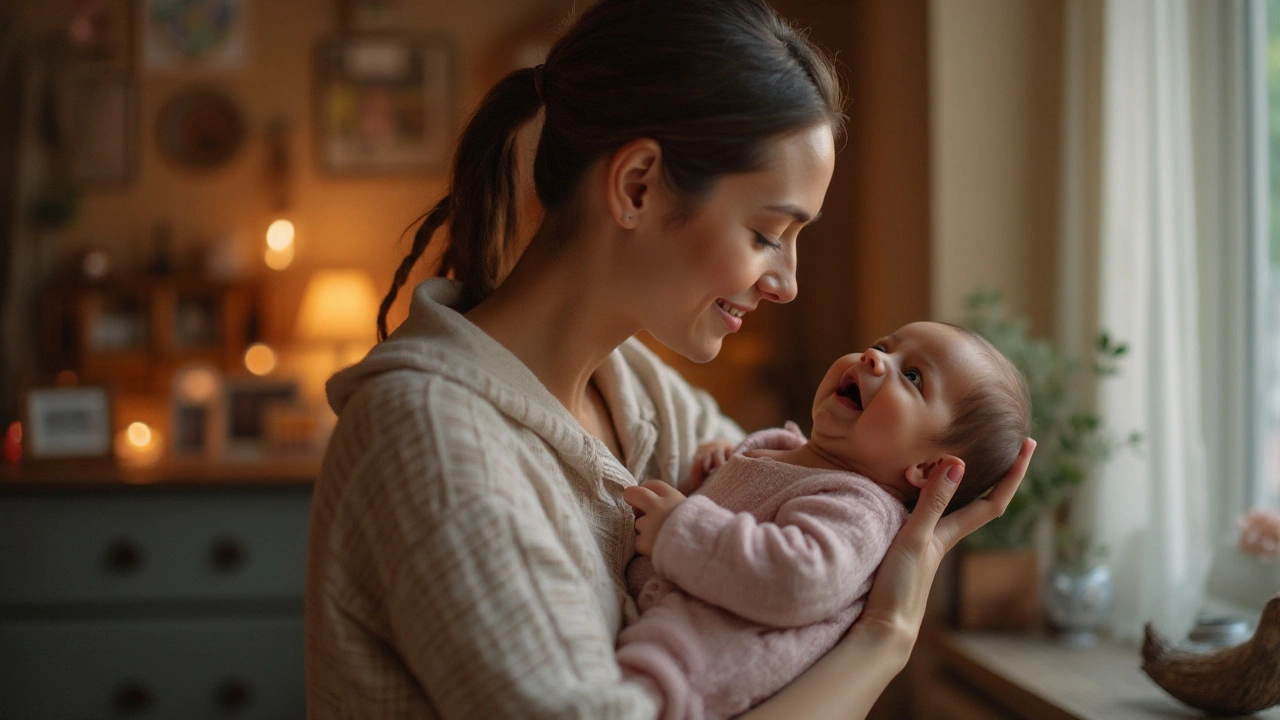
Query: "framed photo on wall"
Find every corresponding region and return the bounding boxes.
[315,34,454,175]
[22,386,113,460]
[64,67,137,187]
[223,378,299,459]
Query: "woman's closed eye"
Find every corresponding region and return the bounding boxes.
[753,231,782,250]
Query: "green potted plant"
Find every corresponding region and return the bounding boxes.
[953,290,1139,631]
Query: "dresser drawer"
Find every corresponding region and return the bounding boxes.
[0,489,310,606]
[0,616,302,719]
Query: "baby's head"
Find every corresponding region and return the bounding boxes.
[810,321,1030,511]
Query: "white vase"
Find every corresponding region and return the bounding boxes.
[1043,564,1113,647]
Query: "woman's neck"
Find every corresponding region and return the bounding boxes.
[464,231,640,420]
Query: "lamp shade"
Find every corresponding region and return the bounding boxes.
[295,269,380,344]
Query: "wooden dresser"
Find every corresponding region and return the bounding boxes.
[0,462,315,719]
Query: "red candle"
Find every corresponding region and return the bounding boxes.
[3,422,21,465]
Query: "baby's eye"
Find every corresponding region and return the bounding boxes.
[870,343,887,352]
[904,368,923,389]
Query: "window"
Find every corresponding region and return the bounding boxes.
[1260,0,1280,510]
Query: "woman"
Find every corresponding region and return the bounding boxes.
[305,1,1035,717]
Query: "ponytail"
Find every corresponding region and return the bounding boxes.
[378,0,845,341]
[376,66,542,340]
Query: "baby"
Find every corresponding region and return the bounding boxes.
[618,321,1031,720]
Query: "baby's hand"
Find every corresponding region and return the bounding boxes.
[623,480,686,556]
[689,439,737,491]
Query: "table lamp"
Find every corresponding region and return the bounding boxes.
[295,268,380,369]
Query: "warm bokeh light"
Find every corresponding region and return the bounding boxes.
[116,423,163,470]
[54,369,78,386]
[265,219,296,250]
[126,421,153,448]
[175,366,219,403]
[244,342,278,376]
[264,244,295,270]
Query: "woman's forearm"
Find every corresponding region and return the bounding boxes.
[737,620,915,720]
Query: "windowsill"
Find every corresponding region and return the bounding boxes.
[920,628,1280,720]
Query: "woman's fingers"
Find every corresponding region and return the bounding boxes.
[895,460,965,552]
[934,437,1036,552]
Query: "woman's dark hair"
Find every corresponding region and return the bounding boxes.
[377,0,846,340]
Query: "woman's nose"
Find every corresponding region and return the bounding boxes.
[757,262,798,304]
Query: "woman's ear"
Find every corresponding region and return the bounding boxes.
[605,138,662,229]
[905,455,964,489]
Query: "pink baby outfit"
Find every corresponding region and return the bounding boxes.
[617,427,909,720]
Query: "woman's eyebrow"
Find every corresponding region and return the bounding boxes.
[765,204,822,225]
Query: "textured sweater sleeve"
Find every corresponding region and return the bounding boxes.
[649,481,902,628]
[310,378,657,720]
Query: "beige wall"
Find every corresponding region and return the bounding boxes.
[929,0,1063,335]
[15,0,570,341]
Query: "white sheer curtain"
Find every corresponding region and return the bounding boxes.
[1057,0,1249,641]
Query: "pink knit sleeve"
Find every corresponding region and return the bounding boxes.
[733,421,806,454]
[649,479,904,628]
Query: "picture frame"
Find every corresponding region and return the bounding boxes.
[315,34,454,175]
[64,66,137,187]
[223,378,299,459]
[22,386,113,461]
[142,0,247,73]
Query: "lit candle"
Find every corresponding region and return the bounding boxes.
[115,422,164,469]
[3,422,20,465]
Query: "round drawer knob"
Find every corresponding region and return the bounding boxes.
[104,539,143,575]
[114,680,153,714]
[209,537,248,573]
[216,678,254,711]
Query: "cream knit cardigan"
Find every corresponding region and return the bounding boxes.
[305,279,744,719]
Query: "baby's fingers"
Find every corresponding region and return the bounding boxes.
[623,485,661,513]
[641,479,684,499]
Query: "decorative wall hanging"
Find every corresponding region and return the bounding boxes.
[315,35,454,175]
[143,0,246,73]
[64,66,136,186]
[156,88,245,170]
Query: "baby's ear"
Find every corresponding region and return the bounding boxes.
[905,455,964,489]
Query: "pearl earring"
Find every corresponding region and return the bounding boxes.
[626,214,633,221]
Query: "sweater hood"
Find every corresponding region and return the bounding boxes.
[325,278,660,482]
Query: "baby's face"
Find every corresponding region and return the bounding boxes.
[810,322,984,490]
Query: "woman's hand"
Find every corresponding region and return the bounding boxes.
[859,438,1036,644]
[623,480,687,556]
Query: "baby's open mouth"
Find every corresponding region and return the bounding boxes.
[837,376,864,411]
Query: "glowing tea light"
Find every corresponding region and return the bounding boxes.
[244,343,278,376]
[116,422,163,469]
[264,244,294,270]
[127,422,152,447]
[264,219,296,270]
[265,219,295,250]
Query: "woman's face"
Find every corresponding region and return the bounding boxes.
[643,124,836,363]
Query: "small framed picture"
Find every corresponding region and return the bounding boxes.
[143,0,247,73]
[223,378,299,459]
[64,66,137,187]
[171,364,224,458]
[315,34,454,174]
[22,386,113,460]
